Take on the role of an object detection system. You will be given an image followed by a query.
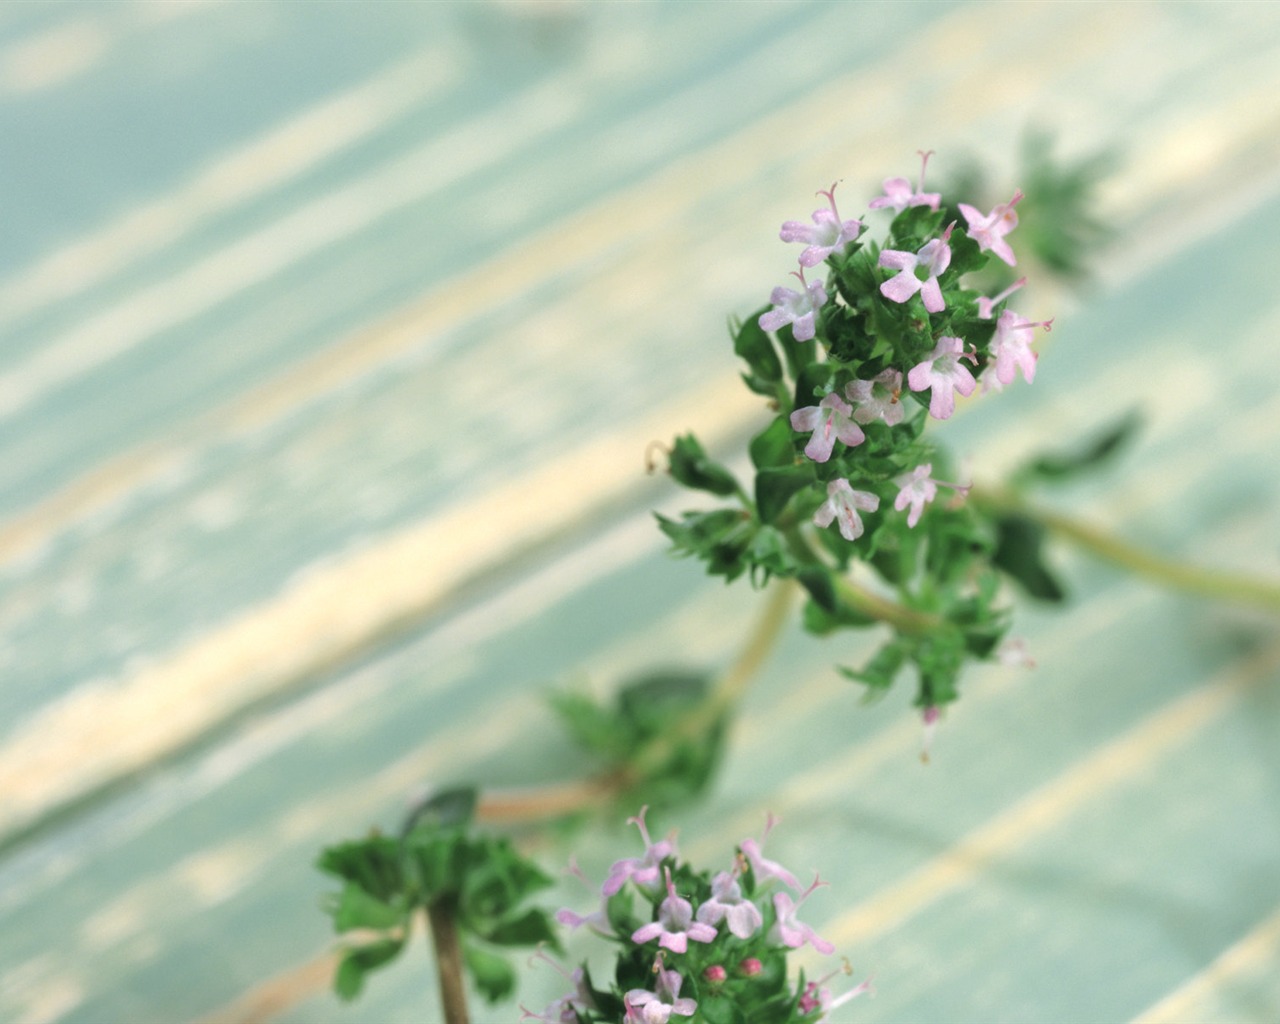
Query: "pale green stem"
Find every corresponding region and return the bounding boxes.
[478,579,797,822]
[973,485,1280,613]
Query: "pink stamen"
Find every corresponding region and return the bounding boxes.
[916,149,935,193]
[816,181,841,216]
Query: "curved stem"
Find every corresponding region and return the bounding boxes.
[972,485,1280,613]
[830,573,940,635]
[627,578,796,782]
[476,580,797,822]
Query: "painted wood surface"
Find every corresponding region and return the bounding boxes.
[2,3,1279,1022]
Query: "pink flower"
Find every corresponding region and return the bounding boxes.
[907,335,977,420]
[789,393,866,463]
[770,874,835,955]
[997,636,1036,668]
[990,310,1053,386]
[624,967,697,1023]
[631,867,717,953]
[602,806,677,897]
[920,704,941,764]
[959,189,1024,266]
[878,223,954,313]
[695,871,763,939]
[520,950,595,1023]
[894,464,939,528]
[796,966,875,1019]
[813,479,880,542]
[893,463,970,528]
[976,276,1027,320]
[758,268,827,342]
[844,369,904,426]
[739,813,801,890]
[868,150,941,214]
[779,182,863,267]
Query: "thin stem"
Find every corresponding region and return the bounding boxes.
[830,573,941,635]
[425,902,470,1024]
[476,579,797,822]
[972,485,1280,612]
[627,577,796,782]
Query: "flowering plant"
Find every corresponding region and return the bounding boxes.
[657,153,1054,732]
[312,144,1280,1024]
[524,808,871,1024]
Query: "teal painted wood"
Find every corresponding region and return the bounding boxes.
[3,2,1280,1022]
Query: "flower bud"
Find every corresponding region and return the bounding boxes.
[703,964,727,984]
[738,957,763,977]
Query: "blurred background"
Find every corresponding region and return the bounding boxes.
[2,2,1280,1021]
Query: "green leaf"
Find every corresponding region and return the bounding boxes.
[667,433,741,497]
[840,640,910,693]
[755,464,814,524]
[991,513,1067,602]
[478,907,560,948]
[749,415,796,470]
[914,627,966,707]
[400,786,477,838]
[332,882,409,932]
[733,309,783,385]
[746,525,795,584]
[333,938,406,1001]
[1014,410,1143,485]
[656,508,756,581]
[462,943,516,1003]
[316,836,404,903]
[549,689,630,757]
[402,826,469,900]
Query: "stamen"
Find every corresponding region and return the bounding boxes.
[916,149,935,192]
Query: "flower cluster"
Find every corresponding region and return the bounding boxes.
[759,151,1050,545]
[523,808,870,1023]
[658,150,1054,720]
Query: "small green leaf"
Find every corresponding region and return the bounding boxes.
[840,640,910,693]
[755,464,814,524]
[400,786,476,838]
[732,310,783,384]
[316,836,404,903]
[1014,410,1143,485]
[332,882,409,932]
[462,943,516,1003]
[333,938,406,1002]
[749,416,796,470]
[479,907,560,948]
[667,433,741,497]
[656,508,755,582]
[991,513,1067,601]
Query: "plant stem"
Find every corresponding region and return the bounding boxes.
[425,902,470,1024]
[972,485,1280,612]
[476,579,797,822]
[627,577,796,781]
[829,573,941,635]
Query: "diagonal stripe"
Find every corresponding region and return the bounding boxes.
[0,41,464,326]
[823,641,1280,950]
[1129,902,1280,1024]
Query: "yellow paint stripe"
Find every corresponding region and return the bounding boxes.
[0,74,581,421]
[824,641,1280,950]
[0,41,463,325]
[3,0,1277,851]
[1130,902,1280,1024]
[685,583,1162,867]
[0,0,1142,565]
[0,375,762,841]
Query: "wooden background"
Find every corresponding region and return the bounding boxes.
[2,2,1279,1021]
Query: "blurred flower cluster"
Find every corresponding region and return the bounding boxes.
[525,808,870,1023]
